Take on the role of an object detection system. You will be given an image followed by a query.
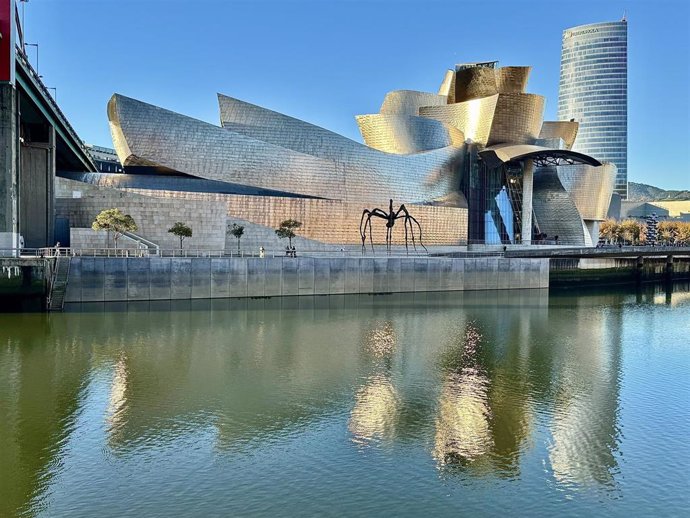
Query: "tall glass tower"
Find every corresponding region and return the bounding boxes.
[558,20,628,198]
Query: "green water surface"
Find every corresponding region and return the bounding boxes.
[1,285,689,517]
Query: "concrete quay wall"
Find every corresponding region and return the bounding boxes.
[64,256,548,303]
[550,256,690,286]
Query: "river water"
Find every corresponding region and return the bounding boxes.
[1,285,689,517]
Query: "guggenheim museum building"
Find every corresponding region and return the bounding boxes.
[57,61,616,250]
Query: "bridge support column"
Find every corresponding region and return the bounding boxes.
[521,159,534,245]
[665,255,674,284]
[0,82,18,256]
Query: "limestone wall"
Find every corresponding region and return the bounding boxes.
[125,188,469,246]
[56,178,226,250]
[70,228,140,250]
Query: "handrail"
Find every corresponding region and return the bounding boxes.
[0,247,502,258]
[121,231,160,254]
[3,246,689,260]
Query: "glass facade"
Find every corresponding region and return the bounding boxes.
[462,147,527,245]
[558,21,628,198]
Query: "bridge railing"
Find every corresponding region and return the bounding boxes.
[14,45,97,169]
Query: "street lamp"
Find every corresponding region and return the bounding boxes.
[24,42,39,75]
[19,0,29,38]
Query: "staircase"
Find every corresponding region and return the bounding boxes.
[506,175,541,243]
[48,255,71,311]
[122,231,160,255]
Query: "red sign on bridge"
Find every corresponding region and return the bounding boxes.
[0,0,16,84]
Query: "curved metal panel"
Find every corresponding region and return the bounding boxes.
[108,96,134,165]
[438,69,455,98]
[487,93,545,146]
[355,114,464,154]
[418,95,498,145]
[539,121,579,150]
[495,66,531,94]
[454,66,498,102]
[532,166,586,246]
[109,94,464,205]
[218,94,362,158]
[479,144,602,169]
[57,172,317,198]
[379,90,447,116]
[556,162,616,220]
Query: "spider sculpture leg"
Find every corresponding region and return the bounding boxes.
[360,210,373,254]
[367,215,375,253]
[408,214,428,253]
[368,209,390,254]
[405,216,418,252]
[395,205,428,254]
[403,215,410,254]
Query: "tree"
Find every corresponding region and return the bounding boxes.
[92,208,138,249]
[619,219,642,245]
[168,222,193,249]
[228,223,245,253]
[275,219,302,248]
[658,221,674,245]
[677,222,690,245]
[599,219,617,244]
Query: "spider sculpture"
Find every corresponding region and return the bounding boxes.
[359,199,428,254]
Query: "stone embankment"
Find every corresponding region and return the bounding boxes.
[64,256,548,303]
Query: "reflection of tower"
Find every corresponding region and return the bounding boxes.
[434,323,493,465]
[435,370,493,464]
[432,294,548,475]
[106,354,129,444]
[349,321,400,444]
[548,296,623,487]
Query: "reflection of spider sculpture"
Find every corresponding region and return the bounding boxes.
[360,199,428,254]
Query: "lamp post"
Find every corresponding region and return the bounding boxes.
[24,42,39,75]
[19,0,29,37]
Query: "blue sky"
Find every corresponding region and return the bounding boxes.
[23,0,689,189]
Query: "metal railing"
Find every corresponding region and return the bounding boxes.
[5,244,688,261]
[1,247,509,259]
[14,46,96,166]
[0,247,70,258]
[121,231,160,254]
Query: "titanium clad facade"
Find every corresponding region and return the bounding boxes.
[355,114,464,154]
[558,20,628,197]
[57,59,617,250]
[495,66,531,94]
[418,95,498,145]
[487,93,545,146]
[539,121,579,150]
[556,163,617,221]
[379,90,447,116]
[109,94,463,206]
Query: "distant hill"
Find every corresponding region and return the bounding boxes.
[628,182,690,201]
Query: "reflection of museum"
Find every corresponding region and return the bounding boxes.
[59,61,616,249]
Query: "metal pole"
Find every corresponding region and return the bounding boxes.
[24,43,39,75]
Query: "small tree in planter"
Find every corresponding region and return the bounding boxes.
[92,208,138,249]
[275,219,302,249]
[168,222,193,249]
[228,223,245,254]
